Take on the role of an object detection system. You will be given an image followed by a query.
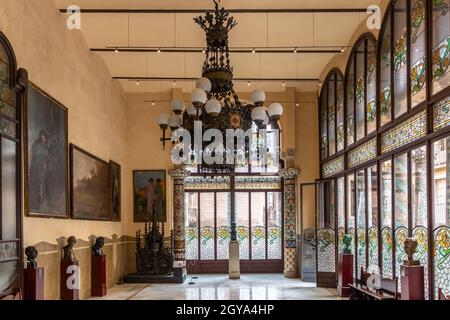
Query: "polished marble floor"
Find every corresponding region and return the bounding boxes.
[90,274,341,300]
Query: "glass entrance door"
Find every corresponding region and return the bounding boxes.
[185,187,283,273]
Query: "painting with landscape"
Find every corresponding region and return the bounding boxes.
[133,170,166,222]
[71,145,109,220]
[26,84,68,218]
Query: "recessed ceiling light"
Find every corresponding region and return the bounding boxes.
[152,102,155,106]
[296,103,299,107]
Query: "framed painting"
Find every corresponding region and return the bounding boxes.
[133,170,166,222]
[24,83,69,218]
[109,160,121,221]
[70,144,109,221]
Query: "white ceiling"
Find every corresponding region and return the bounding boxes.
[55,0,381,93]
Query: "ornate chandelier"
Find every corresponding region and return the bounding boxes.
[157,0,284,167]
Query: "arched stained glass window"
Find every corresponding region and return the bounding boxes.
[432,0,450,94]
[319,70,344,160]
[345,34,377,144]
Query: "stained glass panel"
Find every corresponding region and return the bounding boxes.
[432,0,450,94]
[432,137,450,299]
[0,60,10,84]
[185,192,199,260]
[356,41,365,141]
[0,99,15,119]
[184,176,230,190]
[411,0,427,107]
[267,192,282,259]
[236,192,250,260]
[381,110,427,153]
[0,81,15,107]
[317,228,336,272]
[381,160,393,277]
[216,192,231,260]
[433,96,450,131]
[347,174,356,275]
[380,13,392,126]
[367,166,378,268]
[321,93,328,159]
[348,138,377,168]
[322,155,344,178]
[367,39,377,134]
[411,145,429,297]
[0,118,16,137]
[328,79,336,156]
[200,193,215,260]
[394,0,408,118]
[347,55,355,146]
[251,193,266,259]
[395,154,409,288]
[337,76,345,152]
[356,170,366,276]
[235,176,281,190]
[337,177,345,254]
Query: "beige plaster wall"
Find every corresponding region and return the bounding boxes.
[0,0,129,297]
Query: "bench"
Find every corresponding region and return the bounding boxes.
[349,267,398,300]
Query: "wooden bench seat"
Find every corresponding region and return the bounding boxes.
[349,267,398,300]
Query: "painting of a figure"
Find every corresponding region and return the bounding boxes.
[109,161,121,221]
[70,145,109,220]
[133,170,166,222]
[26,84,68,218]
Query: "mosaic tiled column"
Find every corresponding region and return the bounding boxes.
[168,168,190,273]
[278,168,300,278]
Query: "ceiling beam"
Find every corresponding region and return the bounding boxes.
[93,48,343,54]
[60,8,369,14]
[114,77,318,82]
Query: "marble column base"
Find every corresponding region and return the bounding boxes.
[229,241,240,279]
[284,270,298,279]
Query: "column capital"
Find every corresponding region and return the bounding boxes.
[278,168,300,179]
[169,168,191,179]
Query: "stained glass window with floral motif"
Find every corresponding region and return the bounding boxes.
[380,14,392,126]
[394,153,409,288]
[381,160,393,278]
[394,0,408,118]
[433,96,450,131]
[356,41,366,141]
[328,79,336,156]
[367,40,377,134]
[432,137,450,299]
[432,0,450,94]
[367,166,379,269]
[411,0,427,107]
[320,90,328,159]
[337,75,345,152]
[347,174,356,276]
[411,146,429,298]
[356,170,367,277]
[347,56,355,147]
